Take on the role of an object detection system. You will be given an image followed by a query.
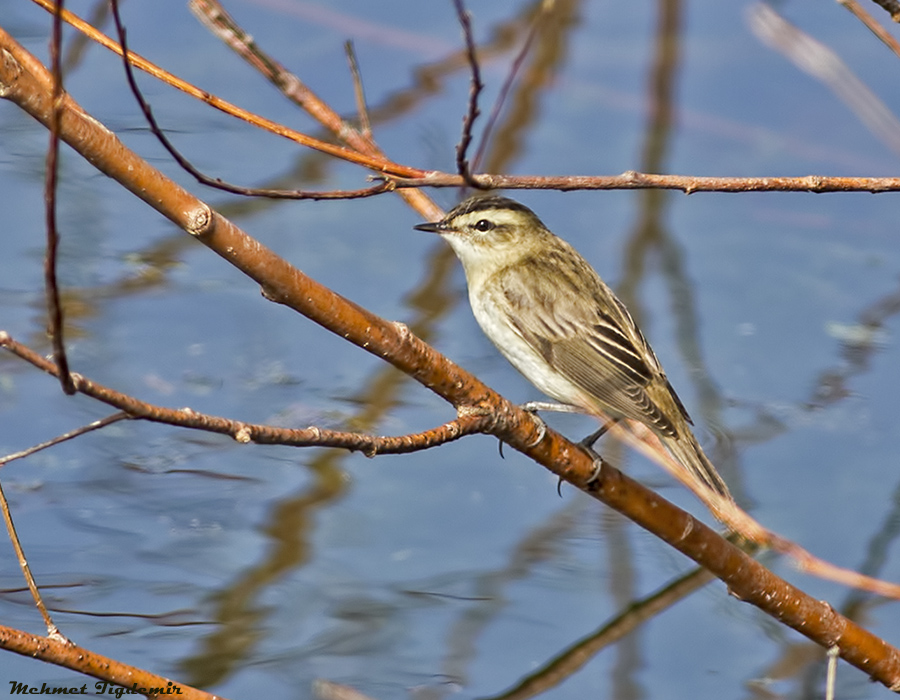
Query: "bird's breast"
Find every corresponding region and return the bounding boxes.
[468,284,588,407]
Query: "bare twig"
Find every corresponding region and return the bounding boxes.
[345,40,372,139]
[472,0,551,172]
[390,170,900,193]
[0,482,63,640]
[0,333,491,455]
[44,0,75,395]
[0,413,129,470]
[188,0,440,219]
[30,0,427,180]
[107,1,391,200]
[452,0,485,188]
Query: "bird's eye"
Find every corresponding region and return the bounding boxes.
[473,219,494,232]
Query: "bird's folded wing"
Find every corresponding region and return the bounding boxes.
[496,267,683,437]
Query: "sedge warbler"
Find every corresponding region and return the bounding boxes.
[415,194,730,498]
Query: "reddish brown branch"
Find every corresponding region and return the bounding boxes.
[0,623,224,700]
[26,0,900,197]
[0,333,491,455]
[391,170,900,193]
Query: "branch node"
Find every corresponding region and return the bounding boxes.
[260,285,280,303]
[361,443,378,458]
[185,203,214,236]
[47,626,71,645]
[392,320,411,340]
[68,372,83,391]
[0,49,22,96]
[234,424,252,443]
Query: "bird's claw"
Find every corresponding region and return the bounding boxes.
[585,453,604,484]
[525,412,547,448]
[578,439,605,485]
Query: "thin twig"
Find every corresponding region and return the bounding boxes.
[30,0,426,180]
[452,0,485,188]
[107,0,391,201]
[472,0,551,172]
[390,170,900,192]
[44,0,75,395]
[345,40,372,139]
[0,333,491,456]
[0,413,130,470]
[187,0,441,219]
[0,481,65,641]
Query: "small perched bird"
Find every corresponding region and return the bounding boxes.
[414,194,730,498]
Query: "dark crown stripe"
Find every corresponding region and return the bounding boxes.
[448,195,539,220]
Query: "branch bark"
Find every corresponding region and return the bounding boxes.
[0,624,223,700]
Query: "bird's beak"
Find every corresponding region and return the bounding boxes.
[413,220,449,234]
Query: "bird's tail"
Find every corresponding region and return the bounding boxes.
[660,431,731,499]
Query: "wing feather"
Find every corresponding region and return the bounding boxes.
[488,248,690,437]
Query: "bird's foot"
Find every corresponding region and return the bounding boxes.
[525,411,547,448]
[520,400,584,415]
[500,405,552,458]
[578,438,605,485]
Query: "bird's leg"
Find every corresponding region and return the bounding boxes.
[520,400,586,414]
[579,417,621,450]
[500,402,563,458]
[519,401,608,491]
